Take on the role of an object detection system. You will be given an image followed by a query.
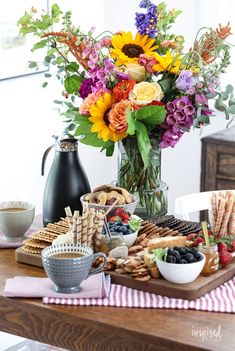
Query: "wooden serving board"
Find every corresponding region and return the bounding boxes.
[109,259,235,300]
[15,247,235,300]
[15,247,43,268]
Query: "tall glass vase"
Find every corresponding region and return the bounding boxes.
[118,137,168,219]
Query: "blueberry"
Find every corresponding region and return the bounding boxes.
[166,255,177,263]
[120,226,127,233]
[173,246,181,252]
[179,259,188,264]
[168,249,181,261]
[182,253,195,263]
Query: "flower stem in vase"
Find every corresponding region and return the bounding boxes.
[118,137,168,219]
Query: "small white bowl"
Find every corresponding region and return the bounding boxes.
[155,253,206,284]
[123,230,138,248]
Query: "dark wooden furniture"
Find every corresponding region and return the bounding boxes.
[0,249,235,351]
[201,126,235,192]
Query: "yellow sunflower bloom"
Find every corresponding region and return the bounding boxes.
[111,31,158,66]
[89,93,127,143]
[152,51,183,74]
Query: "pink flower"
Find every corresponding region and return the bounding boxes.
[99,37,112,48]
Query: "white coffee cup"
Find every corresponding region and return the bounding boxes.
[0,201,35,242]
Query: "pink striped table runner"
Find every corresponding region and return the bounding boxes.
[43,276,235,313]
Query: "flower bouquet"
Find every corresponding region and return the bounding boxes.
[18,1,234,217]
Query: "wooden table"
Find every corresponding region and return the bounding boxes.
[0,249,235,351]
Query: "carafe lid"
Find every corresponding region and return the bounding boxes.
[54,135,78,152]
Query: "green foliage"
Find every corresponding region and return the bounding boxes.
[151,248,168,262]
[64,75,83,94]
[135,121,151,169]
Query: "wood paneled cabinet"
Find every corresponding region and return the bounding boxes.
[201,126,235,192]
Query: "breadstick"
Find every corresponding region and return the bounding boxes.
[214,194,226,238]
[220,192,234,236]
[210,193,217,234]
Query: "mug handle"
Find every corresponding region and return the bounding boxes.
[89,252,107,276]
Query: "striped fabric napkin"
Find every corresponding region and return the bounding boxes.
[43,276,235,313]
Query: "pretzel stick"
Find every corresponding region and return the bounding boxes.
[87,208,95,247]
[81,202,89,246]
[214,193,226,238]
[228,199,235,236]
[210,193,217,234]
[220,192,234,236]
[104,199,119,217]
[65,206,73,232]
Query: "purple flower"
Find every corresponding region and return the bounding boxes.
[79,78,97,99]
[175,70,196,92]
[135,1,157,38]
[104,58,115,74]
[160,129,183,148]
[160,96,196,148]
[116,71,130,81]
[195,93,208,106]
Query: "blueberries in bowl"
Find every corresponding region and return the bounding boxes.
[102,221,134,235]
[165,246,203,264]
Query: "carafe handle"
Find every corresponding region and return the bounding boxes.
[41,145,54,176]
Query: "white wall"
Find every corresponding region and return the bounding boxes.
[0,0,234,215]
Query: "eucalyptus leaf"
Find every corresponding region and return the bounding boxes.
[228,105,235,114]
[28,61,37,68]
[226,84,234,94]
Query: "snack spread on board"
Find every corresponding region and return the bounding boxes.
[20,186,235,288]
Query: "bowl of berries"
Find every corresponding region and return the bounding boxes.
[152,246,205,284]
[103,208,141,248]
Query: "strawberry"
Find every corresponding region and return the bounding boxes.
[217,242,228,252]
[108,216,117,222]
[193,236,204,247]
[219,250,233,268]
[114,208,126,217]
[121,212,129,220]
[122,219,129,224]
[228,240,235,252]
[186,233,197,241]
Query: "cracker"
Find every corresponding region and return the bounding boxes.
[23,246,42,254]
[133,275,151,281]
[23,238,49,249]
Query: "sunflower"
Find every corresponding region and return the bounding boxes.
[152,51,183,74]
[89,93,127,142]
[111,31,157,66]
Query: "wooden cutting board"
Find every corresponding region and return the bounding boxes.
[15,247,43,267]
[15,247,235,300]
[109,259,235,300]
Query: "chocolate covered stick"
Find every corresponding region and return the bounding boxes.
[87,208,95,247]
[65,206,73,232]
[228,200,235,236]
[94,211,105,252]
[220,192,234,236]
[214,193,226,238]
[210,193,217,234]
[81,202,89,246]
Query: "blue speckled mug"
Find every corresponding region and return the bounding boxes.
[41,244,106,293]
